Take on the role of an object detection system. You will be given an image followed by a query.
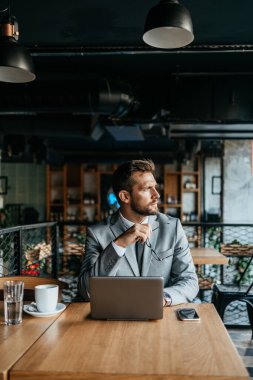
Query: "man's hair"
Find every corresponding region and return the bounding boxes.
[112,159,155,202]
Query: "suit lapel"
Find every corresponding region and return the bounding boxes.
[109,210,140,276]
[109,211,124,240]
[142,215,159,276]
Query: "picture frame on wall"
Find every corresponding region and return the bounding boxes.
[211,176,221,195]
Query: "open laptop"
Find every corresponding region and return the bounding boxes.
[89,276,164,320]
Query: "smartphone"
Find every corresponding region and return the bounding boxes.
[176,308,200,321]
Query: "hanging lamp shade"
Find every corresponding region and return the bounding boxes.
[0,16,35,83]
[143,0,194,49]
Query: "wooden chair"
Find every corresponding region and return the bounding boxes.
[0,276,68,302]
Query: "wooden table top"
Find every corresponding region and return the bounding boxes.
[191,247,229,265]
[0,302,69,380]
[10,302,249,380]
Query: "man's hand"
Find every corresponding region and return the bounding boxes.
[114,223,152,248]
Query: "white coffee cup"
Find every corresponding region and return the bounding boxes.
[35,284,59,313]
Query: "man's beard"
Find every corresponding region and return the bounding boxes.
[130,198,159,216]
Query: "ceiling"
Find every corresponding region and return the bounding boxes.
[1,0,253,163]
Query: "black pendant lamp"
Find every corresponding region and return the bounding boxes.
[143,0,194,49]
[0,3,35,83]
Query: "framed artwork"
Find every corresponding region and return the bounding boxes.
[211,175,221,195]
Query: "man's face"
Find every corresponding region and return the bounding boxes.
[128,171,160,216]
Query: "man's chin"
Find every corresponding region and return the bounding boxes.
[148,205,159,215]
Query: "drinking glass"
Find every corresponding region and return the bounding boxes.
[4,280,24,325]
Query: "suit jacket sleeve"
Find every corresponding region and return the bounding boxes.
[78,225,123,301]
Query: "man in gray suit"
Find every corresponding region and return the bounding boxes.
[78,159,199,306]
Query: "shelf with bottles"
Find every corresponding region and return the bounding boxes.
[182,175,199,193]
[181,155,200,173]
[163,206,181,219]
[159,203,182,208]
[49,179,65,205]
[162,167,181,215]
[46,165,66,221]
[99,164,118,220]
[49,208,64,222]
[181,189,200,221]
[66,163,82,206]
[67,187,81,206]
[81,164,100,223]
[183,224,201,248]
[180,156,200,223]
[182,211,199,223]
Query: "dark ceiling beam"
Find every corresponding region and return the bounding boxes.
[29,45,253,56]
[0,117,91,137]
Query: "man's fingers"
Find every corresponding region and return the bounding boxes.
[120,223,152,245]
[134,227,151,243]
[135,223,152,239]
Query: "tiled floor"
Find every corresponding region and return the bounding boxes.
[228,327,253,379]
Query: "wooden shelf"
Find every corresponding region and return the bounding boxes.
[163,156,201,242]
[181,171,199,175]
[165,171,181,175]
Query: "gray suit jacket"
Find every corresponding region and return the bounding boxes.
[78,211,199,305]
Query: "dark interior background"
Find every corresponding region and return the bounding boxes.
[1,0,253,163]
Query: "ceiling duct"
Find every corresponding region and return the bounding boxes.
[0,78,136,117]
[96,79,136,117]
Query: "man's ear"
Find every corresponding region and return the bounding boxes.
[119,190,130,204]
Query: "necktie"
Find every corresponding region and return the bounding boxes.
[135,241,144,271]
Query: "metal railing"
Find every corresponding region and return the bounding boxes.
[183,222,253,285]
[0,222,59,278]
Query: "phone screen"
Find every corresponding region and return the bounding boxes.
[176,308,200,321]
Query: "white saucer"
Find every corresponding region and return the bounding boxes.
[23,303,66,317]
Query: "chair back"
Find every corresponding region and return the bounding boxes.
[0,276,67,302]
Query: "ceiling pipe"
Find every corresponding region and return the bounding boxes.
[0,78,136,117]
[29,45,253,56]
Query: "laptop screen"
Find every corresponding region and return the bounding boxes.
[89,276,164,320]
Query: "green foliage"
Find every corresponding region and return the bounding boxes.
[207,226,221,250]
[235,257,253,285]
[231,239,241,245]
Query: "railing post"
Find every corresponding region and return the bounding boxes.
[203,223,206,247]
[52,223,59,279]
[15,228,22,275]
